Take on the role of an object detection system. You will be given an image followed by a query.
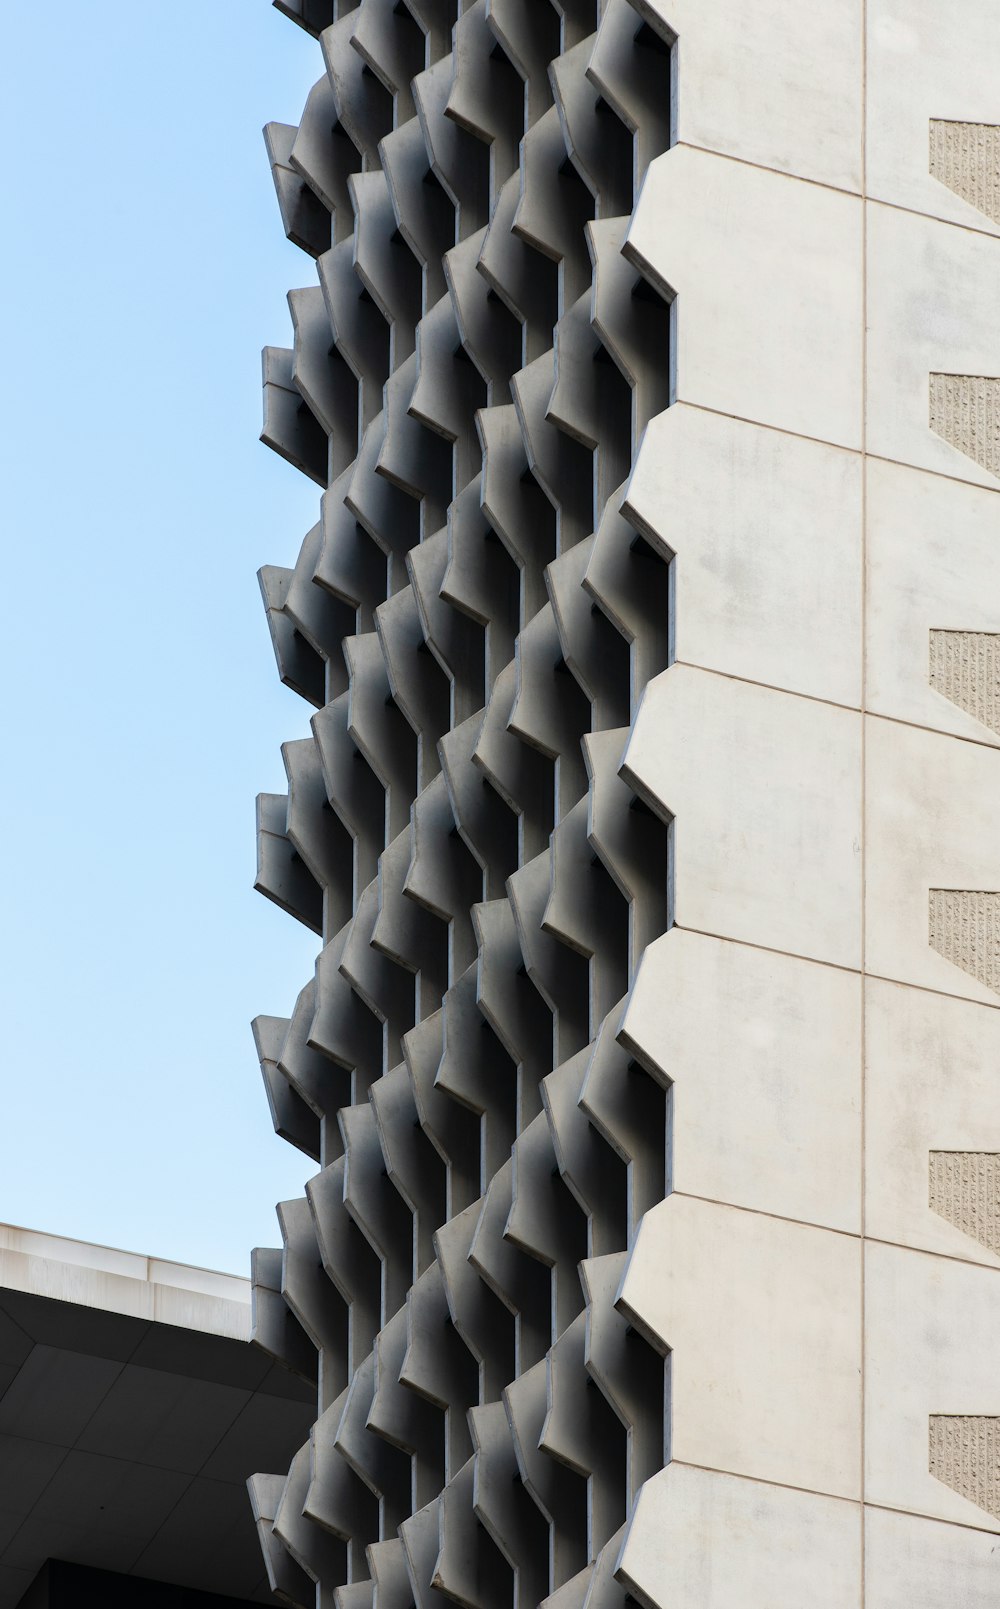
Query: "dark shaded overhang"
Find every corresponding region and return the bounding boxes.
[0,1227,312,1606]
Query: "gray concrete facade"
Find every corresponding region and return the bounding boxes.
[252,1,1000,1604]
[251,3,672,1604]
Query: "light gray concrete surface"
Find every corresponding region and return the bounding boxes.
[622,929,862,1233]
[866,1504,1000,1608]
[867,202,1000,487]
[619,1194,861,1499]
[635,0,863,190]
[620,1464,861,1609]
[866,458,1000,745]
[624,664,863,967]
[868,0,1000,231]
[625,404,863,707]
[248,0,1000,1603]
[865,716,1000,1003]
[0,1225,251,1340]
[626,144,864,448]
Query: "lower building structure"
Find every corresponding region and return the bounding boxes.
[249,1,1000,1605]
[0,1224,312,1607]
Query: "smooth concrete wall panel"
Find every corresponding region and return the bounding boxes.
[619,1194,861,1499]
[636,0,862,192]
[625,146,863,448]
[866,458,1000,746]
[867,0,1000,231]
[622,929,862,1232]
[866,1240,1000,1529]
[619,1463,862,1609]
[624,665,863,968]
[866,202,1000,489]
[625,406,863,707]
[866,977,1000,1268]
[864,714,1000,1005]
[866,1506,1000,1608]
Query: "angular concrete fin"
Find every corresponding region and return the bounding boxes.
[254,0,677,1597]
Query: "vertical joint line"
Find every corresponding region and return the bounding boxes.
[860,1,869,1602]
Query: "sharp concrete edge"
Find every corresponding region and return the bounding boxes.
[251,2,675,1604]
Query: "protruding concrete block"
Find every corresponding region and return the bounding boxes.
[619,1463,862,1609]
[633,0,862,192]
[624,664,863,968]
[625,145,863,448]
[622,928,861,1232]
[619,1194,862,1499]
[624,404,862,707]
[866,457,1000,745]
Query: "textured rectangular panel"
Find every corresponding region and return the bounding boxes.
[617,1194,862,1499]
[929,890,1000,994]
[929,120,1000,225]
[929,1416,1000,1521]
[929,374,1000,479]
[929,629,1000,735]
[929,1151,1000,1255]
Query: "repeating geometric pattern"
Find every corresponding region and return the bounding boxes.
[249,4,674,1606]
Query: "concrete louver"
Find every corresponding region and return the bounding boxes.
[251,2,674,1605]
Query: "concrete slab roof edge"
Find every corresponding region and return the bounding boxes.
[0,1223,250,1342]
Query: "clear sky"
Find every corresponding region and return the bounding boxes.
[0,6,332,1273]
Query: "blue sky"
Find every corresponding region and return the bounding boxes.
[0,7,332,1273]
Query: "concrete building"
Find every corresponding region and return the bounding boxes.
[0,1224,312,1606]
[251,2,1000,1605]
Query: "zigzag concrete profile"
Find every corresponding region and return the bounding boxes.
[246,1,1000,1604]
[250,0,673,1602]
[246,1,1000,1605]
[13,1,1000,1604]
